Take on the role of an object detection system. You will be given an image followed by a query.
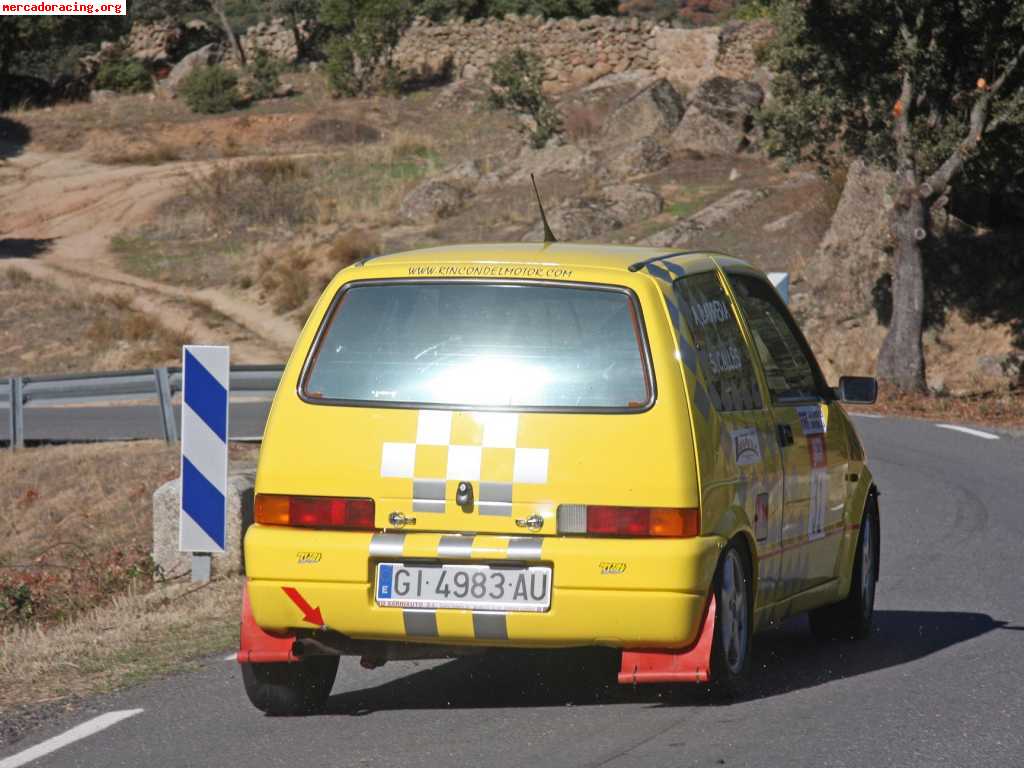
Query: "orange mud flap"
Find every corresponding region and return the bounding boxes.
[618,594,716,684]
[237,580,299,664]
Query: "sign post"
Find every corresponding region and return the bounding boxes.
[767,272,790,305]
[178,345,230,582]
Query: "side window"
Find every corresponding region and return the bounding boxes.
[673,272,763,412]
[727,274,826,403]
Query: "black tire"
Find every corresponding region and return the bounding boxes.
[241,656,339,716]
[709,540,753,695]
[809,494,879,642]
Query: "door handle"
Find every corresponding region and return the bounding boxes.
[776,424,794,447]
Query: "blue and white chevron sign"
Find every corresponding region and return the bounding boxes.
[179,346,230,553]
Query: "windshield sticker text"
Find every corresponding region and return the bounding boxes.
[706,345,744,375]
[407,265,574,279]
[690,299,731,327]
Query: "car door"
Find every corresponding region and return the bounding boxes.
[724,272,848,599]
[670,270,785,614]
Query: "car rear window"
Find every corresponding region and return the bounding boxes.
[301,281,653,410]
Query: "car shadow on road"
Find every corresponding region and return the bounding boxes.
[323,609,1011,714]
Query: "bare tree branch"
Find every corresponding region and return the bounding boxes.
[924,39,1024,197]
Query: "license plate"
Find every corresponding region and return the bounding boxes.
[375,562,552,612]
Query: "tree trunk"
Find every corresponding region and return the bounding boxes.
[213,3,246,67]
[877,191,928,392]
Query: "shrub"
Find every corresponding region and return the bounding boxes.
[94,58,152,94]
[246,48,282,101]
[320,0,415,96]
[489,48,562,148]
[179,64,242,114]
[328,229,379,266]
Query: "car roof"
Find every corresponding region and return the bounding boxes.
[361,243,755,274]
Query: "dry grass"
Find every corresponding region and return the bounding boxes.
[0,442,178,568]
[114,131,440,306]
[0,576,241,716]
[0,272,187,376]
[327,228,379,267]
[95,142,183,166]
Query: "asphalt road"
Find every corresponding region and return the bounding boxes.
[0,401,272,444]
[2,414,1022,768]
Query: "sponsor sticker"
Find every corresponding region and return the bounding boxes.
[808,471,827,541]
[599,562,627,575]
[731,427,763,466]
[754,493,769,542]
[796,405,826,435]
[807,434,827,469]
[297,551,322,565]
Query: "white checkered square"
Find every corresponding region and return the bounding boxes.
[381,442,416,478]
[446,445,482,481]
[481,413,519,448]
[416,410,452,446]
[513,447,549,484]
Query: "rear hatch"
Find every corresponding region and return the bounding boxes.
[257,276,695,536]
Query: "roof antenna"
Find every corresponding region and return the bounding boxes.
[530,173,557,243]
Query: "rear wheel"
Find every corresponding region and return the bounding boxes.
[241,656,339,716]
[809,497,879,642]
[709,541,753,694]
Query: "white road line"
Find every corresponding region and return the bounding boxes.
[850,413,884,419]
[937,424,1000,440]
[0,709,143,768]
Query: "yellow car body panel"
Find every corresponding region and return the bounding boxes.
[245,243,875,650]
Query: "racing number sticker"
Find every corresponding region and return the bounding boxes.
[807,434,827,541]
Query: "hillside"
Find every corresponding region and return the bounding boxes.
[1,18,1020,398]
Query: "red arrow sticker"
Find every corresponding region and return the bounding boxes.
[281,586,324,626]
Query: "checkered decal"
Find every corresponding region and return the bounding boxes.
[380,411,549,516]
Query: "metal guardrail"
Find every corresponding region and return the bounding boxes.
[1,365,284,450]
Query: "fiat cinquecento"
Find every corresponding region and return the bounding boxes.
[238,243,880,715]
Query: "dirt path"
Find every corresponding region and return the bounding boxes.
[0,150,298,363]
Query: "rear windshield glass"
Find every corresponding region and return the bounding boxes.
[302,282,652,410]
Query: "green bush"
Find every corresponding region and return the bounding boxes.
[247,48,282,100]
[320,0,414,97]
[489,48,562,148]
[94,58,151,94]
[179,64,242,114]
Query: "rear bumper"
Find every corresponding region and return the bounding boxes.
[244,525,723,649]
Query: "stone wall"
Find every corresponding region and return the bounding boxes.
[393,15,773,94]
[121,15,773,94]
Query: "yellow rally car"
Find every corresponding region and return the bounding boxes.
[238,243,880,715]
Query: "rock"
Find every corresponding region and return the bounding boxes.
[763,211,803,233]
[522,199,622,242]
[792,160,895,384]
[439,159,484,185]
[729,167,741,181]
[642,188,766,247]
[605,136,671,178]
[506,143,597,183]
[602,78,685,143]
[152,472,254,579]
[603,183,663,222]
[273,82,296,98]
[672,76,764,155]
[163,43,222,95]
[400,179,466,222]
[89,89,118,104]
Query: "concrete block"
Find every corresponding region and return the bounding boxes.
[152,471,255,579]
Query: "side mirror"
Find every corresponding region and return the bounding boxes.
[835,376,878,405]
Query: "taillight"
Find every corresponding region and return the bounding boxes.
[557,504,699,538]
[255,494,375,530]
